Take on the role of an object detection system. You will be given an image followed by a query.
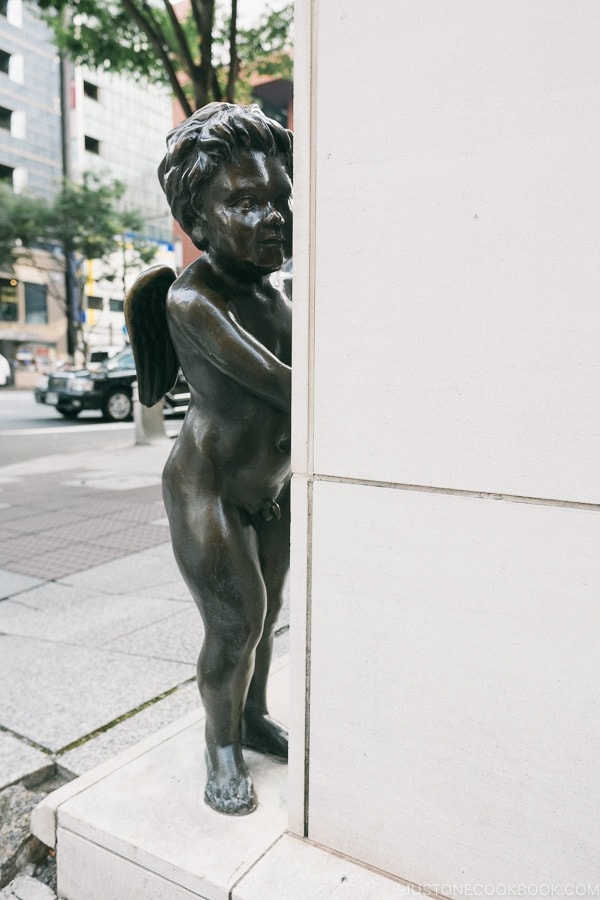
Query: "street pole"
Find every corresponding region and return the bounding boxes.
[59,51,77,359]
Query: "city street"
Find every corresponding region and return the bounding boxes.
[0,389,181,466]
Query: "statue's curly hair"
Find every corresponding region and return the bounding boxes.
[158,102,293,250]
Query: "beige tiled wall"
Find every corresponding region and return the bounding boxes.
[290,0,600,891]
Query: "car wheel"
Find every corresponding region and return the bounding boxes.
[57,406,80,419]
[102,389,132,422]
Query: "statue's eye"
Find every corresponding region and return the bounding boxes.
[276,193,292,212]
[236,197,254,212]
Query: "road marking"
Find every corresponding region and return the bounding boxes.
[2,423,132,436]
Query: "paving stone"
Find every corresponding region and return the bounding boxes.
[3,545,130,581]
[34,517,128,543]
[234,833,423,900]
[44,668,288,900]
[103,604,201,664]
[0,873,56,900]
[58,497,156,518]
[0,447,132,480]
[0,480,75,509]
[0,509,36,528]
[0,511,90,535]
[66,500,164,526]
[130,579,191,602]
[58,681,200,777]
[93,523,170,553]
[0,573,43,601]
[0,523,41,541]
[0,734,53,792]
[0,583,90,612]
[0,635,194,751]
[0,583,189,649]
[0,475,21,486]
[62,542,180,594]
[27,857,57,898]
[0,785,47,889]
[150,516,170,528]
[0,536,65,566]
[0,526,39,543]
[104,602,289,665]
[62,474,161,491]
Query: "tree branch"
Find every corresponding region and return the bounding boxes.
[197,0,215,105]
[120,0,193,116]
[188,0,205,50]
[212,65,223,101]
[226,0,238,102]
[161,0,197,75]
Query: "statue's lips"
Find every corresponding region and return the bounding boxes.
[260,234,284,246]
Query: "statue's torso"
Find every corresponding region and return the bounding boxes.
[163,259,291,513]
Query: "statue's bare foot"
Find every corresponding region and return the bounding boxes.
[204,744,257,815]
[242,712,288,761]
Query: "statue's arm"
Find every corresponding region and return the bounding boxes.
[170,293,291,412]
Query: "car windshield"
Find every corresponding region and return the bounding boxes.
[105,348,135,371]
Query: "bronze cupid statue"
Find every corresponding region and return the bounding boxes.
[125,102,292,815]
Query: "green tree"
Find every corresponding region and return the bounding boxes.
[0,189,53,271]
[35,0,293,118]
[0,173,157,356]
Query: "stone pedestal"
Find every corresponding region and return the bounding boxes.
[32,661,418,899]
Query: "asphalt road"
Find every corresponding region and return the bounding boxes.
[0,388,181,466]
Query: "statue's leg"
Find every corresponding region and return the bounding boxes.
[242,482,290,760]
[168,492,267,815]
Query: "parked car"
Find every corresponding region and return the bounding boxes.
[34,346,189,422]
[0,352,11,387]
[86,345,123,370]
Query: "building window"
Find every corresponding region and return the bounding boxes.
[10,108,25,138]
[86,296,103,310]
[12,165,26,192]
[84,135,100,155]
[0,105,11,130]
[109,298,123,313]
[0,163,13,183]
[0,50,9,74]
[24,282,48,324]
[0,277,18,322]
[8,52,23,83]
[83,80,98,100]
[4,0,22,27]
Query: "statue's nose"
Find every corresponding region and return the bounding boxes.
[265,206,284,226]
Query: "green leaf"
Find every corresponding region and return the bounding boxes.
[34,0,293,108]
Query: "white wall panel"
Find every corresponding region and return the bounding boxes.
[307,480,600,891]
[310,1,600,502]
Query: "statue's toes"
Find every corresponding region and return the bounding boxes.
[205,775,257,815]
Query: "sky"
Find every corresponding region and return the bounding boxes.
[237,0,273,28]
[171,0,276,30]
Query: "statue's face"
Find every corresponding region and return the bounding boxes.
[195,151,292,273]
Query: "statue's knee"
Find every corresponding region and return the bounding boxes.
[235,615,264,655]
[210,612,262,661]
[264,594,284,629]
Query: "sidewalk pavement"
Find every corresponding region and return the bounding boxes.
[0,433,289,898]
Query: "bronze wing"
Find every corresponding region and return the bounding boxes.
[124,265,179,408]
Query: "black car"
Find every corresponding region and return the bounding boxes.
[34,346,189,422]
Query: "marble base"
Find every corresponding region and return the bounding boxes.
[32,660,421,899]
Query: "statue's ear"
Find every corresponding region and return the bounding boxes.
[190,219,209,251]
